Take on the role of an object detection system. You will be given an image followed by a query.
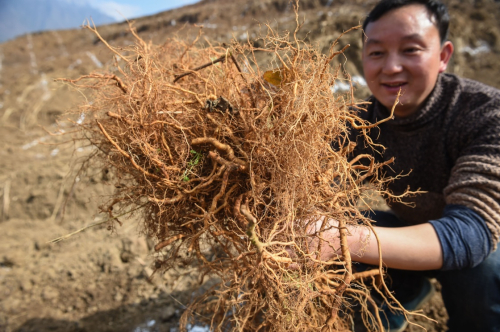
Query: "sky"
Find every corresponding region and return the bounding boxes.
[87,0,201,21]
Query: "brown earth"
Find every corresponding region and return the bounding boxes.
[0,0,498,331]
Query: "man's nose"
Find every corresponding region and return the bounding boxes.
[382,53,403,75]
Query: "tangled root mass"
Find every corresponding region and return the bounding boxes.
[61,17,415,332]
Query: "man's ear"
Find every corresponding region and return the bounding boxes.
[439,41,454,73]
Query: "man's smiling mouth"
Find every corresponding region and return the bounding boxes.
[382,82,407,87]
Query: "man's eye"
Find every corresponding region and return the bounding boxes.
[404,47,420,54]
[369,51,383,57]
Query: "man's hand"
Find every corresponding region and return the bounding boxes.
[306,216,370,262]
[286,216,369,269]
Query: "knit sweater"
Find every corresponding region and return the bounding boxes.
[353,73,500,249]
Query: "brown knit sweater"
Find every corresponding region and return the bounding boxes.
[353,73,500,247]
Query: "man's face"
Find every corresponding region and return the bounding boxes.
[362,4,453,117]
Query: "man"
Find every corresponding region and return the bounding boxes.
[315,0,500,331]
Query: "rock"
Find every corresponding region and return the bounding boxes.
[19,279,33,292]
[87,305,98,313]
[33,240,50,251]
[120,238,134,263]
[0,256,14,268]
[160,305,176,322]
[120,251,133,263]
[114,292,123,302]
[41,286,59,302]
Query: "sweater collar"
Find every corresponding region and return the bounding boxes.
[372,74,446,130]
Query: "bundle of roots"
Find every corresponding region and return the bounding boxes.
[61,17,417,332]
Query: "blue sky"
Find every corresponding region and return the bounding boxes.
[88,0,201,21]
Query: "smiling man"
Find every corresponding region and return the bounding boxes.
[362,2,453,118]
[314,0,500,331]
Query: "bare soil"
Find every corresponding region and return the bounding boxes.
[0,0,498,331]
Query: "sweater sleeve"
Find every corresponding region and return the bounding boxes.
[444,88,500,249]
[430,205,492,270]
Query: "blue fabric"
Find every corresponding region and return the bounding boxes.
[439,248,500,331]
[379,278,435,331]
[429,204,492,270]
[366,209,500,331]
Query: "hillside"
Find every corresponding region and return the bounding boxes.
[0,0,499,331]
[0,0,116,43]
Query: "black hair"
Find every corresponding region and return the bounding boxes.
[362,0,450,44]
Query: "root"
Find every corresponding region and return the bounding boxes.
[155,234,186,251]
[174,54,227,83]
[240,198,264,253]
[57,74,128,94]
[192,137,248,168]
[65,20,419,332]
[96,121,159,179]
[344,89,401,130]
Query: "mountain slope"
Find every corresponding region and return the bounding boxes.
[0,0,115,42]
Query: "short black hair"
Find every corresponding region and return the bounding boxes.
[362,0,450,44]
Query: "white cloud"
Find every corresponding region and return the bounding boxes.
[90,1,142,21]
[61,0,92,6]
[66,0,201,21]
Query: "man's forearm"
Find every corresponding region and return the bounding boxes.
[353,223,443,270]
[317,221,443,270]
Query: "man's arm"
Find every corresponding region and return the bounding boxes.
[314,220,443,270]
[357,223,443,270]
